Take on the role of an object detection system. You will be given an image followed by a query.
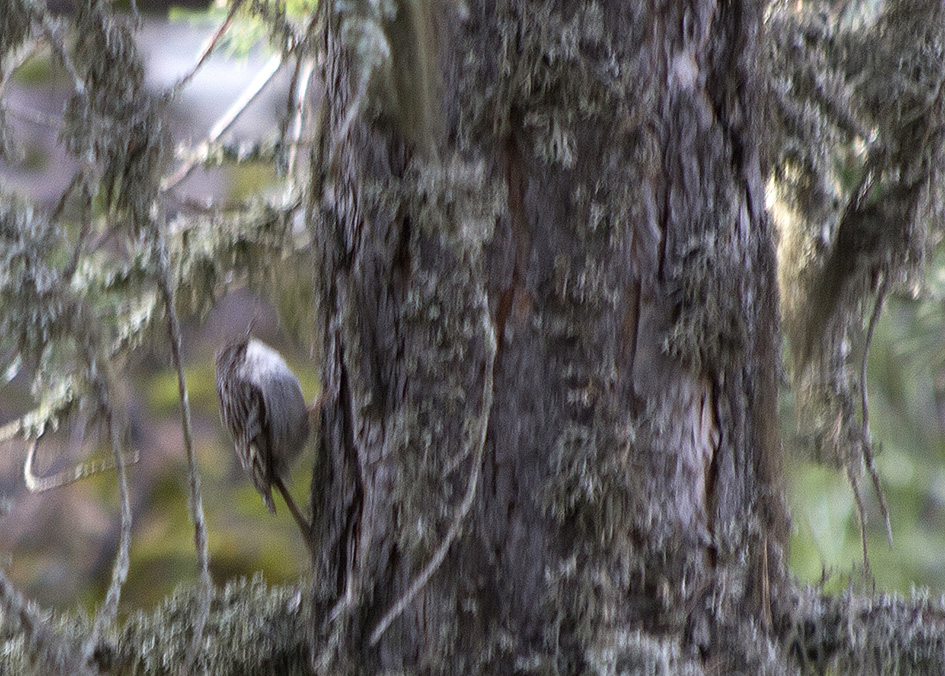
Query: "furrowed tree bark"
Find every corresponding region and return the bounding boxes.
[311,1,786,672]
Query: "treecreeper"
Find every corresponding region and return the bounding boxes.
[215,333,315,550]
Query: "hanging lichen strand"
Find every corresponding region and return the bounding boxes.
[768,0,945,560]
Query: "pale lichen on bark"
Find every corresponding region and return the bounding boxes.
[6,0,945,673]
[2,576,312,675]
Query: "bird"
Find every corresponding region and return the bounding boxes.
[215,333,313,540]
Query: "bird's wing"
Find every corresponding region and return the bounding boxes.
[226,375,277,513]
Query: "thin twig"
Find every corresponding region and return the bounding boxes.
[279,52,304,147]
[155,226,212,676]
[369,311,497,646]
[50,172,82,224]
[62,172,95,280]
[860,275,892,547]
[34,13,85,96]
[88,419,133,632]
[23,431,140,493]
[286,58,315,176]
[0,380,80,443]
[161,53,283,191]
[207,53,283,141]
[846,463,871,577]
[81,372,133,667]
[170,190,302,216]
[274,476,316,557]
[161,0,245,103]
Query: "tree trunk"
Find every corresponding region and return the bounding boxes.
[312,1,786,672]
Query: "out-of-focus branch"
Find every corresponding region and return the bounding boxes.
[161,53,283,191]
[286,57,315,176]
[161,0,246,104]
[80,364,133,666]
[154,224,212,676]
[33,13,85,96]
[23,431,140,493]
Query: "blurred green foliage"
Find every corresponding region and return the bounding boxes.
[787,257,945,593]
[228,161,280,202]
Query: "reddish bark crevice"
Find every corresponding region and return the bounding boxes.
[313,1,788,671]
[495,137,533,366]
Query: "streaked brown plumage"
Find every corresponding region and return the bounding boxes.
[215,334,311,535]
